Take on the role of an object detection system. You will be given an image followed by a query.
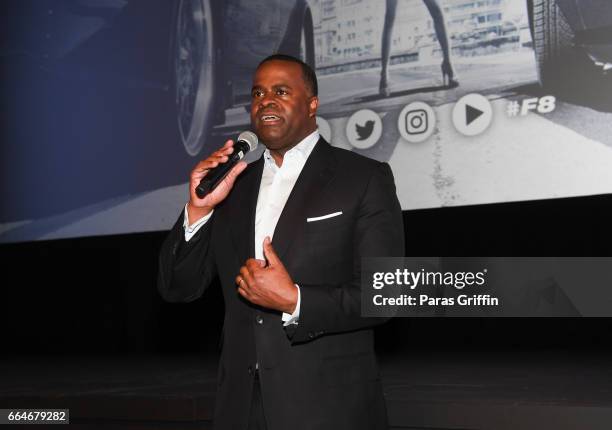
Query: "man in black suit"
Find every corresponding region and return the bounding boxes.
[158,54,404,430]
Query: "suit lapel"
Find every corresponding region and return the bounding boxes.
[229,156,264,262]
[272,138,337,261]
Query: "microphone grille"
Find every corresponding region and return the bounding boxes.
[237,131,259,152]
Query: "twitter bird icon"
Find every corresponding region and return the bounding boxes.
[356,120,375,140]
[346,109,382,149]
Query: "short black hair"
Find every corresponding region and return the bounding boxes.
[257,54,318,97]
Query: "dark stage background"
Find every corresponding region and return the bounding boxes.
[3,194,612,357]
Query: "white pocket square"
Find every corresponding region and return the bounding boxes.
[307,211,343,222]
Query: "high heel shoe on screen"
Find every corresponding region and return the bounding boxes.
[441,60,459,88]
[379,77,391,97]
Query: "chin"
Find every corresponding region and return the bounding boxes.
[261,140,285,151]
[256,129,285,147]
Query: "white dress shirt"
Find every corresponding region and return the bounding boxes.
[183,130,320,326]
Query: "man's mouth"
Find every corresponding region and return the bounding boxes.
[259,114,282,124]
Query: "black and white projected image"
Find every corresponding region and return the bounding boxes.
[1,0,612,242]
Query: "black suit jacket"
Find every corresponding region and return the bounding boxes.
[158,138,404,430]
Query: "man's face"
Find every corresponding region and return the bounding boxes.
[250,60,318,152]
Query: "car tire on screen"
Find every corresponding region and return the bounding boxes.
[278,2,316,70]
[531,0,590,90]
[172,0,217,157]
[299,6,315,70]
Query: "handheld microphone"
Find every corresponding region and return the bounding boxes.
[195,131,259,198]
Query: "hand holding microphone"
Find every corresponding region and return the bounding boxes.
[188,131,258,223]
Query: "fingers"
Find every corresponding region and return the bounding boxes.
[213,140,235,160]
[216,140,235,160]
[222,161,248,188]
[235,275,249,299]
[237,287,248,300]
[262,236,281,267]
[239,264,256,288]
[236,265,256,301]
[246,258,266,271]
[192,158,220,175]
[236,258,267,299]
[221,139,234,150]
[193,140,235,174]
[236,276,253,302]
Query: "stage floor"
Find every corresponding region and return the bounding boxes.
[1,350,611,429]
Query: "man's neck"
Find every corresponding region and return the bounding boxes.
[268,128,318,167]
[269,148,287,168]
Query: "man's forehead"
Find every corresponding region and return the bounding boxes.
[253,60,302,84]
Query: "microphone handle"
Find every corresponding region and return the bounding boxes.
[195,144,248,198]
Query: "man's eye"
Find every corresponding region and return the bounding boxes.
[252,91,263,98]
[276,89,288,96]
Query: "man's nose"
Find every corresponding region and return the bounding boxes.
[258,93,278,109]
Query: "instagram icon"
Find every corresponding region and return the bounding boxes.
[398,102,436,143]
[406,109,428,135]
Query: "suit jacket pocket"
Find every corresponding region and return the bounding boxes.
[307,211,343,223]
[305,211,351,240]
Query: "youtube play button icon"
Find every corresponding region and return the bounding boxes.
[452,93,493,136]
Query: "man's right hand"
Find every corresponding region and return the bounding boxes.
[188,139,248,223]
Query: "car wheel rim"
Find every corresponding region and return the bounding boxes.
[175,0,215,156]
[299,26,307,62]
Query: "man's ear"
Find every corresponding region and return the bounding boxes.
[308,96,319,118]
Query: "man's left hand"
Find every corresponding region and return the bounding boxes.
[236,236,298,314]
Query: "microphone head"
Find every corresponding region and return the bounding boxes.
[237,131,258,152]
